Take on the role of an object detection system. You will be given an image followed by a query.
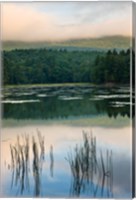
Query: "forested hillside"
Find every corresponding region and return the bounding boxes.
[3,36,130,50]
[3,48,130,85]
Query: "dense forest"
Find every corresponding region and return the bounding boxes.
[3,48,130,85]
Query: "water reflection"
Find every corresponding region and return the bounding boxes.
[8,132,47,196]
[50,145,54,177]
[2,85,132,119]
[66,132,113,198]
[32,136,40,197]
[1,125,132,198]
[7,130,114,198]
[9,135,30,195]
[100,150,113,198]
[37,130,45,172]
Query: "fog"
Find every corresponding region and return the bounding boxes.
[1,2,132,41]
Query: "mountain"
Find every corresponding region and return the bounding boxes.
[2,36,131,51]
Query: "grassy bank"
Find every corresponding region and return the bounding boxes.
[3,82,96,89]
[2,115,130,128]
[3,82,130,89]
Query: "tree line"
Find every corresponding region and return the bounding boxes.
[3,48,130,85]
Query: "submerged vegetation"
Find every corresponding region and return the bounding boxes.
[3,48,130,85]
[7,130,113,197]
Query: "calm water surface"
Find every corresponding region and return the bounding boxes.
[1,85,133,198]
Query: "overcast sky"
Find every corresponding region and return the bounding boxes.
[1,1,132,41]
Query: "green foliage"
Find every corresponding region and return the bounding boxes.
[3,49,100,85]
[91,49,130,84]
[3,48,130,85]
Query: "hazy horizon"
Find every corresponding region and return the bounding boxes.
[2,35,131,43]
[1,2,132,42]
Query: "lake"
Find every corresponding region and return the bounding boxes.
[1,84,133,198]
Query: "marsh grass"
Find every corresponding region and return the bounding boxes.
[8,129,113,197]
[50,145,54,177]
[100,149,113,197]
[8,131,47,196]
[32,136,40,196]
[66,131,113,197]
[37,129,45,172]
[9,134,30,194]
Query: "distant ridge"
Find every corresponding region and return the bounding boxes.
[3,36,131,50]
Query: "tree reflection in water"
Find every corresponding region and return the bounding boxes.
[66,131,113,198]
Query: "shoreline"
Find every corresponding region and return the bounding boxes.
[2,82,130,89]
[2,115,131,128]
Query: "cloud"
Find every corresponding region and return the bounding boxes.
[73,1,131,22]
[1,3,58,41]
[1,2,132,41]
